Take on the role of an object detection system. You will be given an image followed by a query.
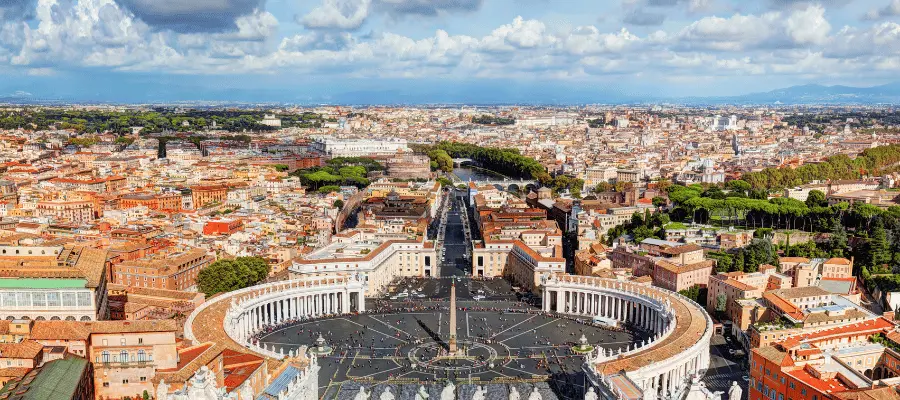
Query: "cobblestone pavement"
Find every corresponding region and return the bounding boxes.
[257,299,646,400]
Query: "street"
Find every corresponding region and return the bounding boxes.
[703,334,748,399]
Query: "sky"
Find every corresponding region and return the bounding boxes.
[1,0,900,103]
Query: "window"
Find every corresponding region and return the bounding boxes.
[120,338,126,346]
[137,350,146,362]
[120,350,128,362]
[101,351,110,363]
[102,382,109,388]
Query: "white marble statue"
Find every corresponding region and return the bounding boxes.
[416,386,430,400]
[728,382,742,400]
[508,387,520,400]
[527,387,542,400]
[380,387,395,400]
[354,387,370,400]
[239,384,253,400]
[440,382,456,400]
[472,386,486,400]
[584,387,597,400]
[156,379,170,400]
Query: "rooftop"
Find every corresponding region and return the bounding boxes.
[0,356,89,400]
[0,278,86,289]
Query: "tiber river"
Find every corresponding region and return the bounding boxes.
[452,166,507,182]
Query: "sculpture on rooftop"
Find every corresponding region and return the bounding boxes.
[354,386,370,400]
[508,386,520,400]
[156,379,170,400]
[415,386,430,400]
[527,387,542,400]
[472,386,486,400]
[440,381,455,400]
[380,387,395,400]
[728,381,742,400]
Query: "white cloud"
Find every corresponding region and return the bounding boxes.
[300,0,370,30]
[0,0,897,87]
[864,0,900,20]
[784,5,830,45]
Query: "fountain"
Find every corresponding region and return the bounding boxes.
[571,334,595,354]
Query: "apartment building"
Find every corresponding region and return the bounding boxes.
[120,192,182,212]
[191,185,228,208]
[471,205,565,292]
[88,320,179,400]
[34,199,94,222]
[749,318,897,400]
[610,239,713,292]
[113,247,214,291]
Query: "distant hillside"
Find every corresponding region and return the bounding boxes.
[683,82,900,105]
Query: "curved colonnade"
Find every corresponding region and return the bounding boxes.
[184,276,367,400]
[185,275,367,359]
[542,275,713,400]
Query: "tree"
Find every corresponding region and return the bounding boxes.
[272,164,290,172]
[725,180,751,196]
[652,196,667,209]
[655,179,672,192]
[594,182,612,193]
[143,390,150,400]
[715,293,727,312]
[427,149,454,173]
[197,257,271,296]
[615,181,633,193]
[805,190,827,208]
[871,219,891,269]
[829,223,849,257]
[333,199,345,209]
[632,225,655,243]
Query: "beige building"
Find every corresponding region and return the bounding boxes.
[88,320,178,400]
[289,229,438,295]
[471,206,565,292]
[34,199,94,222]
[113,247,214,291]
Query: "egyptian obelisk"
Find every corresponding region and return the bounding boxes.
[448,279,458,354]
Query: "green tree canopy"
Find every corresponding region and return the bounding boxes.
[197,257,270,297]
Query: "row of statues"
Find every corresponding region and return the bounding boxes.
[353,383,549,400]
[351,379,740,400]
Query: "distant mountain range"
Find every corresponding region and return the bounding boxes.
[681,82,900,105]
[3,82,900,106]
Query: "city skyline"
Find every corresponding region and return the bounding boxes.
[2,0,900,102]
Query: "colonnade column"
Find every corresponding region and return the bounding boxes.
[555,290,564,313]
